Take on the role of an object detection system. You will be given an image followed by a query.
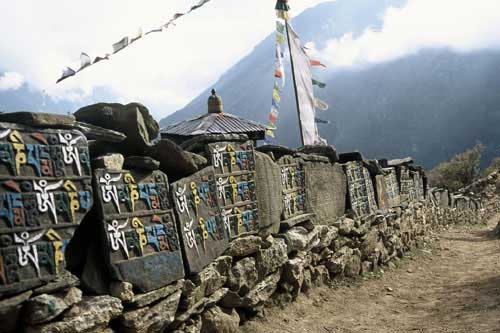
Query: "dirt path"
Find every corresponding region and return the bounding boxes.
[243,215,500,333]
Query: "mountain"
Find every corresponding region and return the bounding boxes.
[159,0,500,169]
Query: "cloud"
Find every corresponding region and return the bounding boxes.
[0,0,325,118]
[319,0,500,68]
[0,72,24,91]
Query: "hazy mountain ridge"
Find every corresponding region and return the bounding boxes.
[160,0,500,168]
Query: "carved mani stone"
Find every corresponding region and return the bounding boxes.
[93,169,184,293]
[344,161,378,218]
[207,141,259,239]
[279,159,306,220]
[172,166,229,274]
[0,123,93,297]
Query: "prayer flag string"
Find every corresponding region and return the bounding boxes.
[56,0,212,84]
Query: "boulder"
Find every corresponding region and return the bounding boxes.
[146,139,199,181]
[92,153,124,170]
[109,281,134,302]
[32,272,80,296]
[73,121,127,143]
[281,256,305,299]
[74,102,159,154]
[23,288,83,325]
[180,257,231,310]
[275,226,321,253]
[0,112,75,128]
[298,145,338,163]
[255,237,288,278]
[126,279,184,308]
[173,288,228,328]
[0,291,32,333]
[227,257,259,295]
[224,235,264,257]
[201,306,240,333]
[221,270,281,309]
[26,296,123,333]
[123,156,160,171]
[119,290,181,333]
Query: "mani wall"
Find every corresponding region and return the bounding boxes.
[0,105,486,333]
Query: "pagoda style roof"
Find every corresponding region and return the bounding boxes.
[162,112,266,138]
[161,90,266,142]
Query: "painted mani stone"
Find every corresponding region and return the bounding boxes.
[207,141,259,239]
[172,166,229,274]
[93,169,184,293]
[344,161,378,217]
[384,168,401,208]
[280,162,306,220]
[0,124,93,296]
[399,167,417,203]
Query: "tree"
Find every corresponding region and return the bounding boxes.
[428,143,484,191]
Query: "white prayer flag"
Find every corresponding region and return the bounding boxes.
[56,67,76,83]
[78,52,92,72]
[287,23,326,146]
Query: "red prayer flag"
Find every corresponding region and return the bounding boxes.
[310,59,327,68]
[274,69,283,78]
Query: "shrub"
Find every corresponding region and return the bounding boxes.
[428,144,484,191]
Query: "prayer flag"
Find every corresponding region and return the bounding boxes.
[56,67,76,83]
[112,37,129,54]
[276,21,285,34]
[130,28,143,43]
[314,98,329,111]
[312,79,326,88]
[272,89,281,103]
[276,33,286,45]
[315,117,330,124]
[273,81,281,92]
[274,69,283,79]
[272,99,280,109]
[269,112,278,123]
[287,23,326,145]
[266,129,275,138]
[93,54,110,64]
[78,52,92,71]
[310,59,327,68]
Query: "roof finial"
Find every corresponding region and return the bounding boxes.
[208,88,223,114]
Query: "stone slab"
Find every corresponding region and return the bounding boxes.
[0,123,93,297]
[172,167,229,274]
[93,169,184,293]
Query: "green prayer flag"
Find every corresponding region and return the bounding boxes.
[276,21,285,34]
[312,79,326,88]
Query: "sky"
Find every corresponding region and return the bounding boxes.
[1,0,500,119]
[314,0,500,68]
[0,0,325,118]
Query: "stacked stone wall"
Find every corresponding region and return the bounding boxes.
[0,108,489,333]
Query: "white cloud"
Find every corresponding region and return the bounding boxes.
[318,0,500,68]
[0,72,24,91]
[0,0,325,118]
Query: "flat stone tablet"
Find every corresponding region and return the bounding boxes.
[93,169,184,293]
[172,166,229,274]
[0,123,93,297]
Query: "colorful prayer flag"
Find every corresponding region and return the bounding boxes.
[276,21,285,34]
[312,79,326,88]
[274,69,283,79]
[273,82,281,92]
[315,117,330,124]
[272,89,281,103]
[276,32,286,45]
[310,59,327,68]
[267,122,277,130]
[314,98,329,111]
[266,129,275,138]
[275,0,291,20]
[269,113,278,123]
[272,99,280,109]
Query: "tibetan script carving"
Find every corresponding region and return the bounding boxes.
[344,161,378,217]
[280,162,306,220]
[172,166,229,274]
[207,141,259,239]
[93,169,184,293]
[0,123,92,296]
